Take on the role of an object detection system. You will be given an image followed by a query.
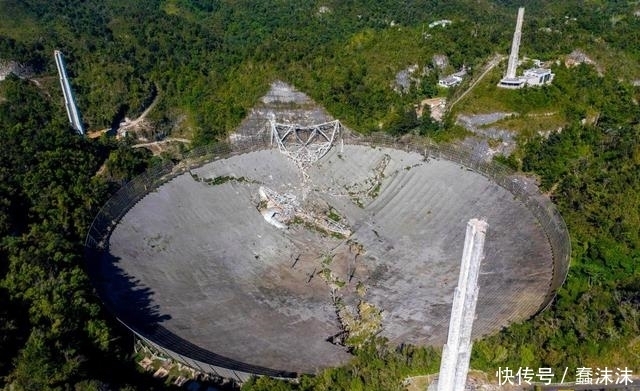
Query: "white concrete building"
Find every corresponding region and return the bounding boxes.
[438,75,462,88]
[523,68,554,86]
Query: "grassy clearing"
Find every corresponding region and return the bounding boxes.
[450,61,581,139]
[450,65,513,114]
[482,112,567,138]
[423,123,473,143]
[455,71,562,116]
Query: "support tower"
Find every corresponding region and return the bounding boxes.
[437,218,488,391]
[506,7,525,79]
[498,7,526,88]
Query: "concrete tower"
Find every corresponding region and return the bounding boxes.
[436,218,488,391]
[498,7,526,88]
[506,7,525,79]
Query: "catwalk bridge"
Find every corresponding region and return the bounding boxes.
[54,50,84,135]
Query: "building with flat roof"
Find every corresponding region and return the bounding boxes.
[498,77,526,89]
[438,75,462,88]
[523,68,554,86]
[439,66,467,88]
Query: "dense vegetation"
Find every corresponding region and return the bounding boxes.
[243,341,440,391]
[472,66,640,373]
[0,0,548,139]
[0,0,638,390]
[0,76,165,390]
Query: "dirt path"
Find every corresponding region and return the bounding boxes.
[448,54,504,110]
[129,94,159,126]
[132,138,191,148]
[118,86,160,131]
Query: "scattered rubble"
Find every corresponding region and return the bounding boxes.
[393,64,420,94]
[457,112,515,127]
[135,341,231,390]
[231,81,336,142]
[456,113,518,160]
[564,49,603,75]
[336,299,383,348]
[116,89,159,139]
[565,49,595,68]
[0,59,33,81]
[417,97,446,122]
[257,186,352,237]
[343,153,390,206]
[432,54,449,70]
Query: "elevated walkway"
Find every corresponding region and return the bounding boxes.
[54,50,84,135]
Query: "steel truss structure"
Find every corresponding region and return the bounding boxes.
[258,186,351,237]
[269,117,340,168]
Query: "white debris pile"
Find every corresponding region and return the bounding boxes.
[258,186,298,229]
[257,186,351,237]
